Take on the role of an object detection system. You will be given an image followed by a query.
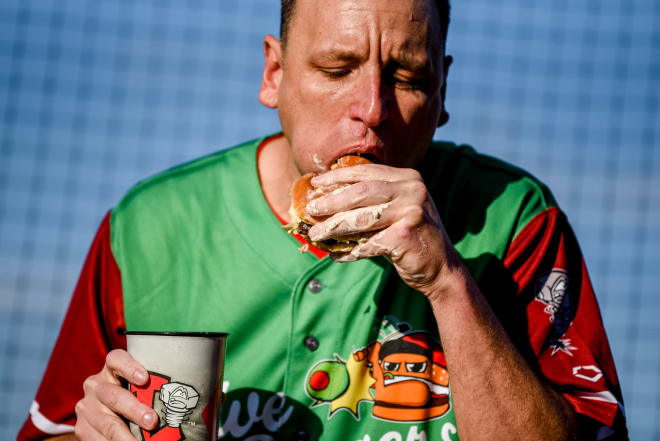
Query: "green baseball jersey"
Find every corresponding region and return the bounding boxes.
[20,134,627,441]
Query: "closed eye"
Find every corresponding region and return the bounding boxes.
[383,63,430,91]
[321,68,351,80]
[388,74,428,91]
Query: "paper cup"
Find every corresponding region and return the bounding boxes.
[124,331,228,441]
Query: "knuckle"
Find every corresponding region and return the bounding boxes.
[74,399,85,415]
[106,349,123,365]
[355,210,376,228]
[404,205,425,224]
[351,181,370,197]
[83,376,98,394]
[406,169,423,181]
[106,349,117,363]
[103,419,124,441]
[406,179,427,196]
[391,223,412,242]
[349,182,371,204]
[73,421,86,439]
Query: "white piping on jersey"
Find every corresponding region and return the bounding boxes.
[30,401,75,435]
[575,390,626,415]
[576,390,616,404]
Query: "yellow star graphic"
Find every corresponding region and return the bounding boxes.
[328,356,375,418]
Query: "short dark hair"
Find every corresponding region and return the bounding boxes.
[280,0,451,50]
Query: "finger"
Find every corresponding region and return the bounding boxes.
[74,414,108,441]
[310,164,422,186]
[104,349,149,386]
[95,414,137,441]
[76,397,143,441]
[308,203,393,241]
[306,180,395,216]
[85,378,158,431]
[330,230,399,262]
[308,196,429,241]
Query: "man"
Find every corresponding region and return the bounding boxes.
[19,0,628,440]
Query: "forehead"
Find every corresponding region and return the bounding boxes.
[288,0,443,61]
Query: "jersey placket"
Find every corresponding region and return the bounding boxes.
[282,256,391,426]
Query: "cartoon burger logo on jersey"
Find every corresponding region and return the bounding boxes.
[305,317,451,422]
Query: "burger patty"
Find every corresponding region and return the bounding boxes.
[297,221,312,235]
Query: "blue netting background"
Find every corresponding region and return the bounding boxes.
[0,1,658,439]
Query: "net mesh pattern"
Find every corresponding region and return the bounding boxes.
[0,1,658,439]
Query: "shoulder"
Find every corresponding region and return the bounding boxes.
[115,137,261,214]
[108,136,264,261]
[422,140,558,256]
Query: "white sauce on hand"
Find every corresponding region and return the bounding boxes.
[326,202,391,232]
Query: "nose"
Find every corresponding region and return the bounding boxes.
[348,69,390,128]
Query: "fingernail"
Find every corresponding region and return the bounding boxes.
[134,370,148,383]
[143,411,155,427]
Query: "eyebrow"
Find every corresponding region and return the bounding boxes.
[393,50,433,73]
[311,48,435,73]
[311,49,363,65]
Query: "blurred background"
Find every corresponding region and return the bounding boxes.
[0,0,657,439]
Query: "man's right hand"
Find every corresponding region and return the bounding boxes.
[72,349,158,441]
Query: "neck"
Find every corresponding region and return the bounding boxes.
[258,134,300,223]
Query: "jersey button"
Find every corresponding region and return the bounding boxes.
[307,279,323,293]
[292,429,309,441]
[304,336,319,351]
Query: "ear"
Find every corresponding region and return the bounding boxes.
[258,34,284,109]
[437,55,453,127]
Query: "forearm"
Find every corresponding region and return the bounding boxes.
[428,266,579,441]
[44,435,77,441]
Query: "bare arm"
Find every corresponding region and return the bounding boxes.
[426,263,578,440]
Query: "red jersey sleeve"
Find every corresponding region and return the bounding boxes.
[503,207,628,439]
[17,212,126,440]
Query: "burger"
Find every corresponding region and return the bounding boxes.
[285,155,378,252]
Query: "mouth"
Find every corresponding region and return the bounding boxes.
[334,143,384,165]
[383,376,450,397]
[350,152,381,164]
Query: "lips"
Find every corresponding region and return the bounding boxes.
[350,152,381,164]
[333,144,384,165]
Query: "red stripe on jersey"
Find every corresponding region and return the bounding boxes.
[18,213,126,440]
[503,207,625,432]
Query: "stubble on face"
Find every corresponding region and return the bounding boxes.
[276,0,448,175]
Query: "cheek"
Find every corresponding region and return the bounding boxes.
[295,70,350,109]
[394,91,440,125]
[281,72,345,130]
[386,93,440,166]
[280,75,357,172]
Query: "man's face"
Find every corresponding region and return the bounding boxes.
[261,0,450,174]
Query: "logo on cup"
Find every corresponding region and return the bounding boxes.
[130,372,202,441]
